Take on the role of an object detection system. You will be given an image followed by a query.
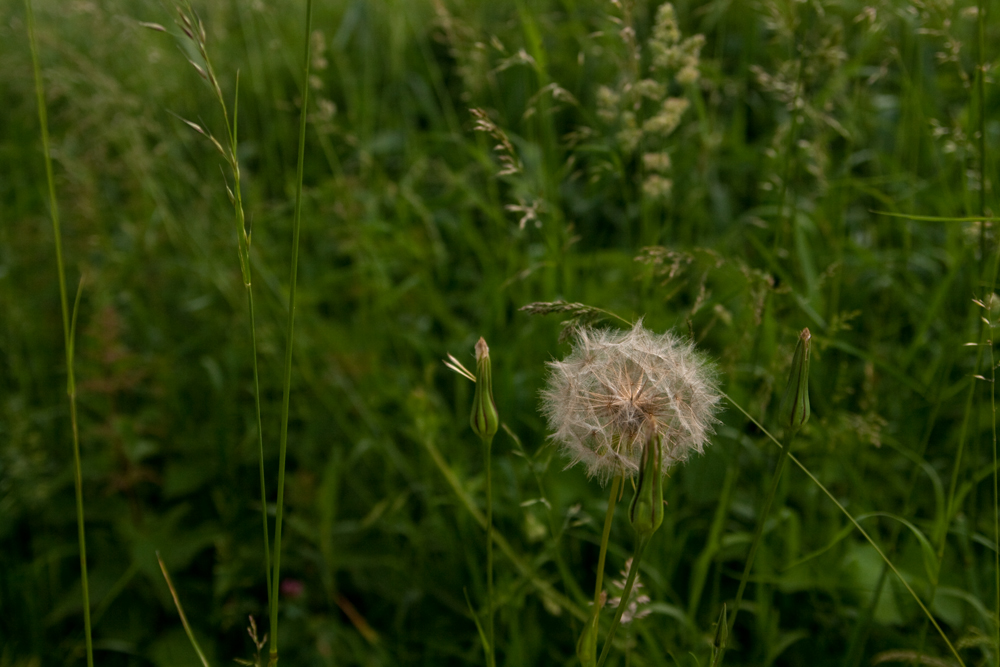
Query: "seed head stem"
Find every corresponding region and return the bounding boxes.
[716,427,797,667]
[594,474,623,609]
[596,535,649,667]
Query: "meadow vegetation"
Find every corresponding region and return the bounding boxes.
[3,0,1000,664]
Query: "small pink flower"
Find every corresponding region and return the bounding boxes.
[280,578,304,599]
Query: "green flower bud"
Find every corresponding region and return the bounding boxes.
[778,328,811,431]
[576,607,600,667]
[471,337,499,440]
[628,433,664,539]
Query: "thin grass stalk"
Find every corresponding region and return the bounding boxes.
[926,10,997,660]
[990,318,999,664]
[975,0,999,654]
[715,428,796,667]
[724,394,966,667]
[269,1,313,662]
[595,536,648,667]
[176,3,273,605]
[231,78,273,609]
[25,4,94,666]
[484,433,496,667]
[157,553,212,667]
[224,71,273,609]
[248,287,272,606]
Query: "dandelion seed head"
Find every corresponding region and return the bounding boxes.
[542,320,720,482]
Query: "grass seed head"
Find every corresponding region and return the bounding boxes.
[542,320,720,482]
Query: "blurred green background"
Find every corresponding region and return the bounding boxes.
[3,0,1000,664]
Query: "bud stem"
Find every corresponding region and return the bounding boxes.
[483,433,496,667]
[716,428,798,667]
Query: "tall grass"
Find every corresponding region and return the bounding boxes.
[24,1,93,665]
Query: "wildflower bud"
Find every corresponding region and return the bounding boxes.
[778,328,811,431]
[576,608,600,667]
[628,433,664,539]
[470,337,499,440]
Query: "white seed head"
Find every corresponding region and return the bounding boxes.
[542,320,721,482]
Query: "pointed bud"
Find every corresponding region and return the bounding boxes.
[470,337,499,440]
[628,433,664,539]
[576,607,600,667]
[778,328,811,431]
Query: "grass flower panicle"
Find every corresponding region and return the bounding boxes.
[607,558,652,625]
[542,321,721,482]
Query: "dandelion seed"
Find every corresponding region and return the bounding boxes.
[542,320,721,482]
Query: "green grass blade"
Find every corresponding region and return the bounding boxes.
[157,552,212,667]
[723,393,966,667]
[269,1,313,662]
[25,3,93,665]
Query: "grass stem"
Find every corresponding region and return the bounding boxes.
[269,2,313,662]
[25,3,93,666]
[157,553,212,667]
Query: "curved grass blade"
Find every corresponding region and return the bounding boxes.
[723,392,966,667]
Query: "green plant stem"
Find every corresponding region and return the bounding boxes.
[25,4,93,667]
[974,0,997,652]
[716,427,797,667]
[596,535,649,667]
[248,287,271,607]
[484,434,496,667]
[228,73,272,611]
[269,1,313,664]
[594,475,623,610]
[157,553,212,667]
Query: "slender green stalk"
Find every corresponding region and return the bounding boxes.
[715,428,796,667]
[594,475,623,610]
[974,0,998,653]
[232,79,273,609]
[25,4,93,666]
[157,553,212,667]
[483,433,496,667]
[578,474,622,667]
[596,536,648,667]
[248,287,271,607]
[269,2,313,663]
[174,3,273,607]
[989,317,999,661]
